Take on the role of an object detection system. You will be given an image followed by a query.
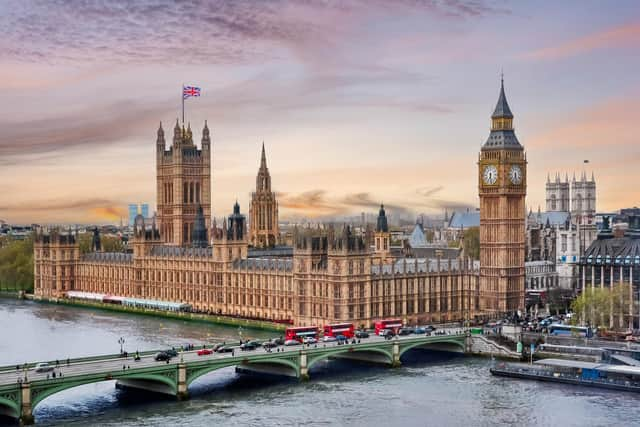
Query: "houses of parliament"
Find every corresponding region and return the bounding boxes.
[33,80,526,326]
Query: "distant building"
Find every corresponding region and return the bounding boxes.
[128,203,152,227]
[128,204,138,227]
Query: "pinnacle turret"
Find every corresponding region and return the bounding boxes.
[260,141,267,170]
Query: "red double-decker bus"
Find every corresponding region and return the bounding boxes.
[323,323,355,338]
[374,319,402,335]
[285,326,318,342]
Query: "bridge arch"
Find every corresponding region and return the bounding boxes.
[306,346,394,371]
[30,372,177,412]
[186,357,300,385]
[0,394,20,420]
[398,338,466,359]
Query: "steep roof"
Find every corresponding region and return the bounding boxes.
[448,211,480,229]
[408,223,427,248]
[492,78,513,118]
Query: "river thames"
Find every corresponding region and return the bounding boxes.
[1,299,639,427]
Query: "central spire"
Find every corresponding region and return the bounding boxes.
[260,141,267,170]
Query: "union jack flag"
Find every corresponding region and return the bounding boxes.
[183,85,201,99]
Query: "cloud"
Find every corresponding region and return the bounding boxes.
[522,22,640,61]
[278,190,346,217]
[0,101,169,163]
[277,187,474,220]
[0,198,124,213]
[529,94,640,150]
[0,0,505,65]
[89,206,128,222]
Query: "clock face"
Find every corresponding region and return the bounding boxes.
[483,165,498,185]
[509,165,522,185]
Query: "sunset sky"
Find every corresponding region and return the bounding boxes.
[1,0,638,225]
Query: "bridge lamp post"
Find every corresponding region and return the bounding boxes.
[118,337,125,355]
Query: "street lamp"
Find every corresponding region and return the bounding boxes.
[118,337,125,355]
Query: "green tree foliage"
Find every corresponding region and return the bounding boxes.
[571,283,636,329]
[0,236,34,291]
[463,227,480,260]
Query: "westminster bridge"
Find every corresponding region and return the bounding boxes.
[0,331,516,425]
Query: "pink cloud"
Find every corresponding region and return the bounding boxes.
[522,22,640,61]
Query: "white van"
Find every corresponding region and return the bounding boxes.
[34,362,54,373]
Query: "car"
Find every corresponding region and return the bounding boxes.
[216,346,234,353]
[425,325,436,332]
[154,352,171,362]
[303,337,317,344]
[382,329,396,338]
[165,349,179,357]
[399,328,414,336]
[263,341,278,349]
[335,334,348,342]
[271,337,285,345]
[240,342,259,351]
[414,327,426,335]
[197,348,213,356]
[212,343,226,352]
[247,340,262,347]
[34,362,54,373]
[355,330,370,339]
[323,335,337,342]
[284,339,301,346]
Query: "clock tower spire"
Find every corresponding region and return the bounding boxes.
[478,77,527,317]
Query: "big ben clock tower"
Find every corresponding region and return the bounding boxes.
[478,78,526,316]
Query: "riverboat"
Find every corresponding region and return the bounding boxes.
[490,358,640,393]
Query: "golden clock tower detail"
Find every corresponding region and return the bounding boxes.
[478,78,526,316]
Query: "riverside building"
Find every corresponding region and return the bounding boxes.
[34,81,526,325]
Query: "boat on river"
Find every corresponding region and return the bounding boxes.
[490,358,640,393]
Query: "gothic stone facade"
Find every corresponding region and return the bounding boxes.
[34,81,526,325]
[249,143,279,248]
[156,121,211,246]
[478,78,527,315]
[34,220,480,326]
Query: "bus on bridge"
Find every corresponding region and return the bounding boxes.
[323,323,354,338]
[285,326,319,342]
[375,319,402,336]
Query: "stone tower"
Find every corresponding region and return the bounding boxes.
[249,143,279,248]
[545,173,569,212]
[156,120,211,246]
[571,171,596,218]
[33,228,80,298]
[212,202,248,263]
[478,78,527,316]
[373,204,391,262]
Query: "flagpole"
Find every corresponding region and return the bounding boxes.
[181,83,185,125]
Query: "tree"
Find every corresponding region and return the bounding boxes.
[463,227,480,260]
[0,235,34,291]
[571,284,637,330]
